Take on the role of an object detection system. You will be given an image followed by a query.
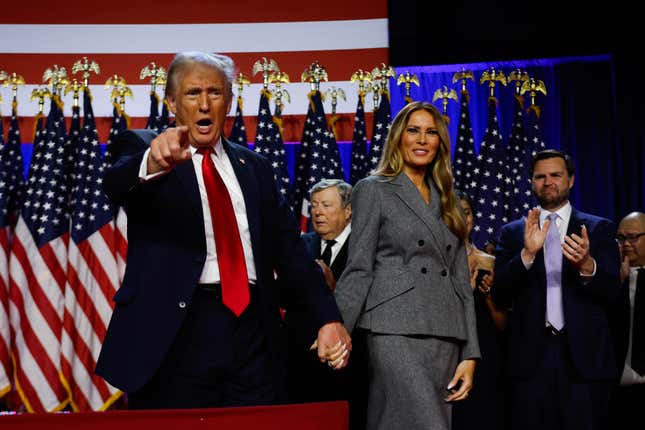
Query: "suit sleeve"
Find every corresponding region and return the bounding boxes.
[334,178,380,333]
[103,130,156,206]
[581,218,621,304]
[492,221,531,308]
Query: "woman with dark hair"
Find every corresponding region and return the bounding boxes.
[334,101,480,430]
[452,189,508,430]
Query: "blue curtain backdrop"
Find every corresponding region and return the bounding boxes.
[17,54,643,223]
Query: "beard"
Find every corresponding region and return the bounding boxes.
[534,186,570,210]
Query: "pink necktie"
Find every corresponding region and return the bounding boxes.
[545,213,564,330]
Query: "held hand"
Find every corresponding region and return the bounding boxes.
[147,126,192,174]
[563,224,594,274]
[311,322,352,370]
[316,259,337,292]
[445,359,476,402]
[523,207,548,257]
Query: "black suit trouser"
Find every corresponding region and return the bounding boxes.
[128,285,276,409]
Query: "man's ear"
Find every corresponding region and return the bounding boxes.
[569,174,575,190]
[167,95,177,115]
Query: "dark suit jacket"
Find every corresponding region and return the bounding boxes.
[493,207,622,380]
[301,230,350,281]
[95,130,341,396]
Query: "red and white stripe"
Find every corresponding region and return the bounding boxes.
[61,222,121,411]
[0,0,388,143]
[8,218,69,412]
[0,226,12,399]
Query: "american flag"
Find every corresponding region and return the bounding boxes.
[104,102,129,168]
[229,96,249,147]
[8,95,71,412]
[0,2,388,147]
[505,94,531,220]
[318,102,344,181]
[349,95,368,185]
[526,105,548,160]
[0,100,26,399]
[144,92,165,134]
[452,89,477,193]
[471,98,510,249]
[253,90,291,201]
[366,92,391,173]
[271,103,292,204]
[292,91,328,231]
[105,103,129,283]
[61,89,121,411]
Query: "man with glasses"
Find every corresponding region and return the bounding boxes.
[610,211,645,427]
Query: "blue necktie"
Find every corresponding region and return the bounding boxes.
[545,213,564,330]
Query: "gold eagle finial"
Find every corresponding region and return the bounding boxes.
[140,62,167,93]
[72,56,100,88]
[301,61,328,92]
[396,71,420,103]
[252,57,280,89]
[480,67,507,98]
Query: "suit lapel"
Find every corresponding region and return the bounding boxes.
[392,173,449,265]
[174,160,204,221]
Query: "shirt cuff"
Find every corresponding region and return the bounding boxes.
[138,148,170,182]
[579,257,597,283]
[521,248,535,269]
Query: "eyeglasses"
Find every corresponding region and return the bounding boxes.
[616,232,645,243]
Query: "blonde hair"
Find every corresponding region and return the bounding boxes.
[373,101,467,241]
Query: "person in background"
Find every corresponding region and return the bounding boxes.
[286,178,368,429]
[334,101,480,430]
[452,189,508,430]
[609,211,645,428]
[493,149,621,430]
[96,51,350,409]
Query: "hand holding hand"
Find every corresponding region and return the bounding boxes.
[311,322,352,370]
[147,126,192,174]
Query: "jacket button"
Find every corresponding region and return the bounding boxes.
[421,267,427,274]
[441,269,447,277]
[418,240,424,247]
[446,244,452,251]
[178,301,187,309]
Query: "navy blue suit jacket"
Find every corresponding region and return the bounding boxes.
[95,130,341,395]
[493,207,622,380]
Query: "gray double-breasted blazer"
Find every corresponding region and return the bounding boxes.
[335,173,480,361]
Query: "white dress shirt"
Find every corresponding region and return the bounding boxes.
[138,138,257,283]
[318,224,351,266]
[621,266,645,386]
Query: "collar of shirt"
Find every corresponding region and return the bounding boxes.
[539,202,572,240]
[320,223,352,263]
[190,136,225,158]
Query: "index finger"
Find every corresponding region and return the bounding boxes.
[175,125,190,148]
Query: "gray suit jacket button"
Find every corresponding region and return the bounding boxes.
[178,301,187,309]
[418,240,425,247]
[446,244,452,251]
[421,267,427,274]
[441,269,448,277]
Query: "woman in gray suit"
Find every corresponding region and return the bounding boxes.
[335,101,480,430]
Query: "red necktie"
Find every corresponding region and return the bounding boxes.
[198,147,249,316]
